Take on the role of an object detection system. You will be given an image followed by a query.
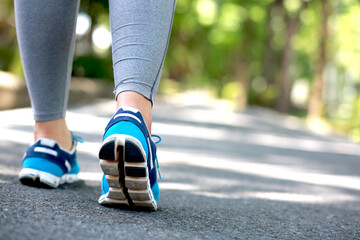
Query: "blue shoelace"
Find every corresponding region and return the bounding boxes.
[151,134,162,179]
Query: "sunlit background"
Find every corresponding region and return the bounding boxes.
[0,0,359,141]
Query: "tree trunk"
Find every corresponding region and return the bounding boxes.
[307,0,330,120]
[235,18,253,109]
[276,18,297,112]
[263,0,282,84]
[275,1,306,112]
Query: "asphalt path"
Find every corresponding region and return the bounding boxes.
[0,98,359,239]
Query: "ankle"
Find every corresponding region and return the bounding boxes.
[34,119,73,150]
[116,91,152,133]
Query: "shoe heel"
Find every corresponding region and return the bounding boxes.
[19,168,60,188]
[99,135,157,210]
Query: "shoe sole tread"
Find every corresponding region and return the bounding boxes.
[98,134,157,211]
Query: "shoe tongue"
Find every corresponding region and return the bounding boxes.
[39,138,57,147]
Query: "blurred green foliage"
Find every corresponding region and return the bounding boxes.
[0,0,359,141]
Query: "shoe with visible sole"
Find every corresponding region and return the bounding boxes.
[19,134,83,188]
[98,107,161,211]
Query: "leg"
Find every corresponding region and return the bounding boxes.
[15,0,80,150]
[98,0,176,210]
[110,0,176,132]
[15,0,81,188]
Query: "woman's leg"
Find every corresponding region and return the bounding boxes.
[15,0,80,150]
[109,0,176,132]
[98,0,176,209]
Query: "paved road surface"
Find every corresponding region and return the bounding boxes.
[0,98,359,239]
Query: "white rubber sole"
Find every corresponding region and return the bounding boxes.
[19,168,79,188]
[98,134,157,211]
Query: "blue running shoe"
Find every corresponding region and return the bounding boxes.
[98,107,161,211]
[19,134,83,188]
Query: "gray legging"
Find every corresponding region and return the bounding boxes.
[15,0,176,121]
